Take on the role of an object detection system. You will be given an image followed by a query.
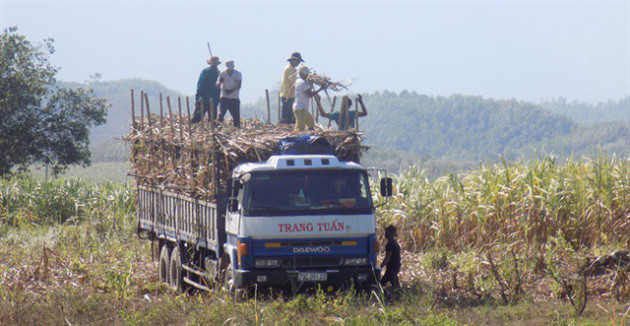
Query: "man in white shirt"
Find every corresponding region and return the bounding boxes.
[217,59,242,128]
[293,65,325,131]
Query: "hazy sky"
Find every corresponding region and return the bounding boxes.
[2,1,629,104]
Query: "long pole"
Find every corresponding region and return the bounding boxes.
[277,94,281,124]
[130,89,136,131]
[140,90,145,125]
[144,92,152,126]
[186,96,192,136]
[355,96,360,131]
[327,96,337,129]
[159,93,164,129]
[178,97,183,142]
[265,89,271,123]
[167,96,174,137]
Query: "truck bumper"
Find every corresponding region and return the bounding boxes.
[235,266,381,289]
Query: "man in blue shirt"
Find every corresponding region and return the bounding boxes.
[317,94,367,130]
[192,56,221,124]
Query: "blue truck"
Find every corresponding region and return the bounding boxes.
[136,137,392,293]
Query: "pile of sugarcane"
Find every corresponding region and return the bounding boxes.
[125,100,367,201]
[306,70,352,92]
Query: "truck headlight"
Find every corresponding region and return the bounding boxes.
[343,258,367,266]
[255,259,280,268]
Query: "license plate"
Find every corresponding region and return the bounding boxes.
[298,272,327,282]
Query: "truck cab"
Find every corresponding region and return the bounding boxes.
[222,154,389,291]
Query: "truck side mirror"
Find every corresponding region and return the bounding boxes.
[380,177,393,197]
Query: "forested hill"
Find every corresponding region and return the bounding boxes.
[358,91,628,161]
[59,79,628,168]
[359,92,578,160]
[539,96,630,123]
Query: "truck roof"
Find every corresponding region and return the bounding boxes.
[234,154,364,175]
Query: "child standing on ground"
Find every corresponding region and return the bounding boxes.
[380,225,401,288]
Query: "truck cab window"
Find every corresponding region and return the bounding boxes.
[243,170,373,216]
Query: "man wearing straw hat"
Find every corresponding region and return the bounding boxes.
[217,59,242,128]
[317,94,368,131]
[293,65,325,131]
[192,56,221,124]
[279,52,303,125]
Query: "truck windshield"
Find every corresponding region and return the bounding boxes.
[243,170,373,216]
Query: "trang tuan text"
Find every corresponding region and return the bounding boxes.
[277,220,346,233]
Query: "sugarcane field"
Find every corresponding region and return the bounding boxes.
[2,3,630,326]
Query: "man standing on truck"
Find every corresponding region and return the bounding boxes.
[317,94,368,131]
[279,52,303,125]
[293,65,325,131]
[217,59,242,128]
[192,56,221,124]
[380,225,401,289]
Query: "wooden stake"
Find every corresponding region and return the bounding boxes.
[130,89,136,131]
[355,96,360,131]
[178,97,183,142]
[144,92,152,126]
[167,96,174,137]
[186,96,192,135]
[159,93,164,126]
[327,96,337,129]
[265,89,270,124]
[343,97,350,131]
[277,94,281,123]
[140,90,145,124]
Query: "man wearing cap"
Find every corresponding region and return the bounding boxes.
[279,52,303,124]
[293,65,325,131]
[192,56,221,124]
[217,59,242,128]
[317,94,368,131]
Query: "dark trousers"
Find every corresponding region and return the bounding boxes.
[218,98,240,128]
[191,97,218,124]
[280,97,295,124]
[380,268,400,288]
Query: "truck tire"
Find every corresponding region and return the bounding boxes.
[159,245,171,284]
[169,246,188,292]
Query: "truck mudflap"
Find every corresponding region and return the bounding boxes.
[234,266,381,289]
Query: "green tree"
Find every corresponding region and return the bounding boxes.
[0,27,107,175]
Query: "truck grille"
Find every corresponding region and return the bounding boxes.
[281,257,342,268]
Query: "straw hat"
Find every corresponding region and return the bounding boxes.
[206,56,221,65]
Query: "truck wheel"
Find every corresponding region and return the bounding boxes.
[169,246,187,292]
[159,245,171,284]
